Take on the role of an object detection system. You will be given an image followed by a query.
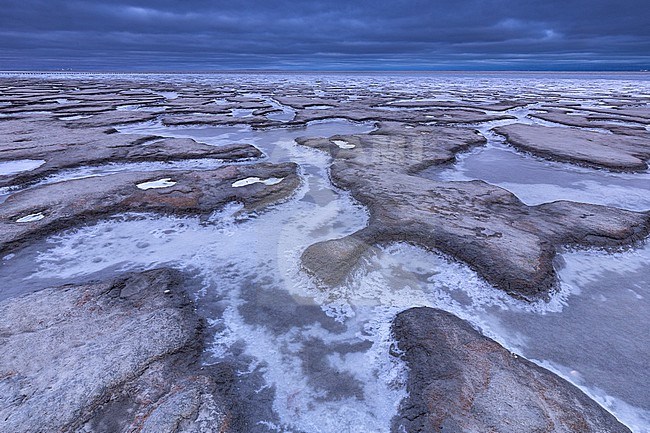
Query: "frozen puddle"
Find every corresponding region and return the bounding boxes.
[12,210,650,431]
[484,245,650,432]
[426,132,650,211]
[265,97,296,122]
[156,91,179,100]
[332,139,355,149]
[232,177,284,187]
[15,212,45,223]
[0,159,46,176]
[231,108,255,118]
[136,178,177,190]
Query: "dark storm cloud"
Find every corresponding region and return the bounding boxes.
[0,0,648,70]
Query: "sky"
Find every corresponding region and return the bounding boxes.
[1,0,648,71]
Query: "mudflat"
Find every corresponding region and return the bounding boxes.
[0,73,648,433]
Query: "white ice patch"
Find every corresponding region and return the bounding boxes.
[231,177,284,188]
[158,91,178,100]
[15,212,45,223]
[0,159,46,176]
[136,178,177,190]
[115,104,141,111]
[58,114,92,120]
[230,108,255,118]
[332,139,355,149]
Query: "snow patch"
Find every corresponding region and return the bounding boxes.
[136,178,177,190]
[333,140,355,149]
[232,177,284,188]
[16,212,45,223]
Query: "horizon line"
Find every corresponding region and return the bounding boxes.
[1,69,649,75]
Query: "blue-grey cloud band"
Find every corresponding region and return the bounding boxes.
[1,0,648,70]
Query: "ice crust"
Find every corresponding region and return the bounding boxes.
[136,178,177,190]
[332,139,355,149]
[231,177,283,187]
[15,212,45,223]
[0,160,46,176]
[1,73,649,432]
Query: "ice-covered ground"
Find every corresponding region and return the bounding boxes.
[425,116,650,211]
[0,159,45,176]
[1,72,649,432]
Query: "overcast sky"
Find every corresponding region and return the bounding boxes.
[1,0,648,71]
